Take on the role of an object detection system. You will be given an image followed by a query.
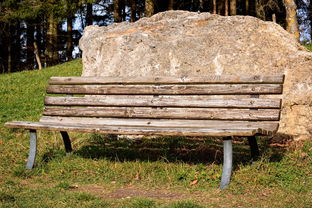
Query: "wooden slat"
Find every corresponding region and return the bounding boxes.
[43,107,280,121]
[44,96,281,109]
[49,75,285,85]
[46,84,283,95]
[4,121,270,136]
[39,116,279,133]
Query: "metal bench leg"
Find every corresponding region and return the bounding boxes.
[220,137,233,189]
[26,130,37,169]
[60,131,72,153]
[247,136,260,161]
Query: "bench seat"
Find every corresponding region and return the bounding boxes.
[5,119,279,137]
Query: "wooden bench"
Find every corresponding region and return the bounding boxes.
[5,75,284,189]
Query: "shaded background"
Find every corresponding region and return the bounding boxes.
[0,0,310,73]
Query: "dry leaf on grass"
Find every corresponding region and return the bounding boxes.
[134,172,141,180]
[190,179,198,186]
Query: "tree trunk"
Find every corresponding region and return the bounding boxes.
[145,0,154,17]
[0,23,5,73]
[35,23,43,67]
[199,0,204,11]
[213,0,217,14]
[33,42,42,70]
[46,13,59,66]
[168,0,174,10]
[4,23,12,73]
[121,0,126,21]
[9,22,21,72]
[86,3,93,26]
[217,0,224,15]
[41,17,48,67]
[244,0,249,15]
[130,0,136,22]
[249,0,257,16]
[26,23,35,69]
[8,35,12,73]
[272,13,276,23]
[114,0,122,22]
[283,0,300,40]
[225,0,229,16]
[230,0,236,15]
[66,17,73,61]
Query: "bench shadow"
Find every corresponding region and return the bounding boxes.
[257,133,295,162]
[72,134,292,166]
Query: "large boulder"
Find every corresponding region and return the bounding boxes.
[79,10,312,141]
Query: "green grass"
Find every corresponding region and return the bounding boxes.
[305,43,312,52]
[0,59,311,207]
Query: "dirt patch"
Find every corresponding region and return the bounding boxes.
[103,188,185,199]
[70,184,287,207]
[74,184,213,201]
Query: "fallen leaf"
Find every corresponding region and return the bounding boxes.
[190,179,198,186]
[300,152,308,158]
[134,172,141,180]
[69,184,78,189]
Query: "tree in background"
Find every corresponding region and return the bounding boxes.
[0,0,42,72]
[130,0,137,22]
[256,0,283,21]
[213,0,216,14]
[66,0,81,61]
[86,1,93,25]
[46,6,59,66]
[145,0,154,17]
[0,0,306,73]
[113,0,122,22]
[283,0,300,40]
[168,0,174,10]
[225,0,228,16]
[230,0,236,15]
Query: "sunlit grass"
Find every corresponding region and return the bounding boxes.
[305,43,312,52]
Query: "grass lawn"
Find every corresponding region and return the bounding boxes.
[0,59,311,208]
[305,44,312,52]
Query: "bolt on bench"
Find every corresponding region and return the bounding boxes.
[5,75,284,189]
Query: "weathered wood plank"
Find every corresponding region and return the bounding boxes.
[39,116,279,133]
[44,96,281,109]
[43,107,280,121]
[4,121,269,136]
[46,84,283,95]
[6,74,285,139]
[49,75,285,85]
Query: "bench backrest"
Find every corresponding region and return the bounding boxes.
[42,75,284,124]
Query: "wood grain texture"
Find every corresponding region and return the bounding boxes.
[4,121,274,136]
[43,107,280,120]
[6,75,284,137]
[46,84,283,95]
[44,96,281,109]
[39,116,279,133]
[49,75,285,85]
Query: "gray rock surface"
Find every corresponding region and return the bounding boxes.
[79,10,312,141]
